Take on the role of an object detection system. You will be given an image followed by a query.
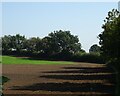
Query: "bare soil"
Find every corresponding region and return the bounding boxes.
[2,63,116,96]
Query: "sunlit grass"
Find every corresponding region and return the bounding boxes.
[2,56,77,65]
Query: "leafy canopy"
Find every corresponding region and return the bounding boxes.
[98,9,120,69]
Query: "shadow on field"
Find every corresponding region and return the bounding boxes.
[11,82,115,94]
[20,57,62,61]
[40,74,115,83]
[41,67,116,83]
[10,66,116,95]
[63,67,114,72]
[44,67,115,73]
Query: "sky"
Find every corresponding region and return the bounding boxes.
[1,2,118,52]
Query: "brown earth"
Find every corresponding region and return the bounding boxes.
[2,63,116,96]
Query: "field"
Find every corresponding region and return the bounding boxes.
[2,56,116,96]
[2,56,76,65]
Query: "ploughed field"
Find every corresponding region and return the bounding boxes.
[2,62,116,96]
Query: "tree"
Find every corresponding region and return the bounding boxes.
[42,30,82,56]
[98,9,120,95]
[89,44,100,54]
[25,37,42,53]
[11,34,26,52]
[2,34,26,53]
[2,35,13,52]
[41,36,53,55]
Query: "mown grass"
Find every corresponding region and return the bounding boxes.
[2,56,76,65]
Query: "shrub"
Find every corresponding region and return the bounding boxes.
[71,53,105,64]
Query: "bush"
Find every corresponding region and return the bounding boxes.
[71,53,105,64]
[0,76,9,96]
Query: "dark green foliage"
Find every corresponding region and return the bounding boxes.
[2,35,12,52]
[1,76,9,84]
[25,37,42,53]
[2,34,26,53]
[2,30,82,58]
[89,44,100,54]
[42,30,82,56]
[72,53,105,64]
[0,76,9,96]
[98,9,120,95]
[98,9,120,61]
[11,34,26,52]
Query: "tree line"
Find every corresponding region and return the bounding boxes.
[1,30,102,63]
[2,30,85,56]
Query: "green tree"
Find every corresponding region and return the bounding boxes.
[2,34,26,53]
[11,34,26,52]
[25,37,41,53]
[42,30,82,56]
[41,36,53,55]
[2,35,12,52]
[89,44,100,54]
[98,9,120,95]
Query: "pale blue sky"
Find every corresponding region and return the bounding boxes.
[2,2,118,52]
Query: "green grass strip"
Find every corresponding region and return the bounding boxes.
[2,56,76,65]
